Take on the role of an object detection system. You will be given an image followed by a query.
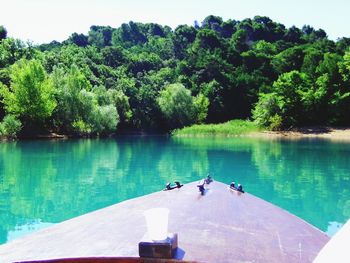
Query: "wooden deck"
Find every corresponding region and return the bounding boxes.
[0,181,329,263]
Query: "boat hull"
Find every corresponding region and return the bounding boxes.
[0,181,329,263]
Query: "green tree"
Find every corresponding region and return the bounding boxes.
[284,26,303,44]
[0,59,56,129]
[0,26,7,41]
[101,46,125,68]
[51,65,120,135]
[220,19,237,38]
[301,25,327,43]
[51,65,91,131]
[88,25,114,47]
[193,93,209,123]
[1,17,347,133]
[90,104,119,134]
[253,40,278,56]
[339,50,350,82]
[0,38,27,68]
[201,80,225,121]
[301,47,324,76]
[112,21,147,47]
[253,71,311,128]
[202,15,223,29]
[271,70,312,126]
[145,37,174,60]
[230,29,249,53]
[68,33,88,47]
[251,16,286,42]
[253,93,281,129]
[173,25,197,59]
[108,89,132,125]
[333,51,350,123]
[193,29,222,51]
[157,83,196,129]
[271,46,305,74]
[336,37,350,54]
[127,52,162,74]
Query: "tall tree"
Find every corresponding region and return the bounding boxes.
[68,33,89,47]
[253,71,311,129]
[0,59,56,130]
[157,83,196,129]
[88,25,114,47]
[0,26,7,41]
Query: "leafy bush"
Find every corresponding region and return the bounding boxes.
[268,114,283,131]
[0,115,22,138]
[91,105,119,134]
[193,93,209,123]
[252,93,280,128]
[72,120,92,135]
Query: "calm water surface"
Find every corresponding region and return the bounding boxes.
[0,136,349,244]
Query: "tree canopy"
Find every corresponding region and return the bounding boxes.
[1,15,350,137]
[0,59,56,132]
[0,26,7,41]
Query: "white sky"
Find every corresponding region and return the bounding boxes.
[1,0,349,44]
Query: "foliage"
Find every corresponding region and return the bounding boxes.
[51,66,119,135]
[0,115,22,137]
[193,93,209,123]
[88,25,113,47]
[1,15,350,137]
[339,50,350,81]
[90,104,119,134]
[253,71,312,128]
[0,38,31,69]
[173,120,261,136]
[107,89,132,125]
[0,59,56,129]
[253,93,280,129]
[271,46,305,74]
[68,33,88,47]
[0,25,7,41]
[51,65,91,132]
[267,114,283,131]
[157,83,196,129]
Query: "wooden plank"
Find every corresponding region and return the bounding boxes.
[0,181,329,263]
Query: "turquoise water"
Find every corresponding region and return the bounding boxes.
[0,136,349,244]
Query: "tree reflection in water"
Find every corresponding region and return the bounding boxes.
[0,137,349,244]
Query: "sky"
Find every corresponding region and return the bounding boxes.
[1,0,350,44]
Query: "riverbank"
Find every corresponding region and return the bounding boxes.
[251,127,350,141]
[2,125,350,141]
[173,121,350,141]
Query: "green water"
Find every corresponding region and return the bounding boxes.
[0,137,349,245]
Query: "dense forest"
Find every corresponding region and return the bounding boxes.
[1,15,350,137]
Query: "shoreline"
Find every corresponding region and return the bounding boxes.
[173,127,350,141]
[2,127,350,141]
[249,127,350,141]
